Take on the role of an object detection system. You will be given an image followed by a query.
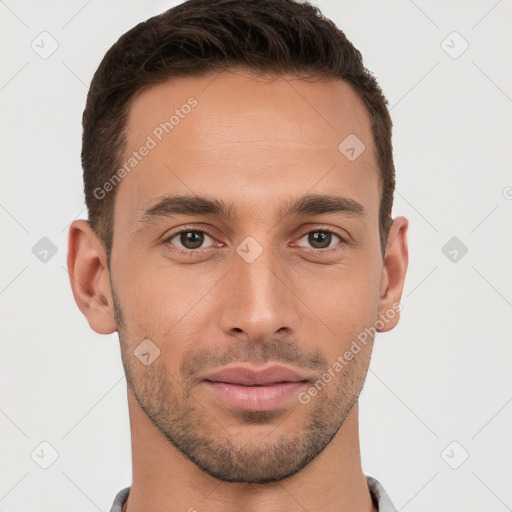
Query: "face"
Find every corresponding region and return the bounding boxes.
[73,69,408,483]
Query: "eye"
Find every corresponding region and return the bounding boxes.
[162,226,347,255]
[296,229,344,250]
[164,229,217,251]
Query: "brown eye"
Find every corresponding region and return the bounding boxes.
[166,230,215,250]
[180,231,203,249]
[297,230,342,250]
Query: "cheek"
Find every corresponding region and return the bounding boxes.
[306,265,381,357]
[314,258,381,310]
[115,262,213,352]
[112,265,171,343]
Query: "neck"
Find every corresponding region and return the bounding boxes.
[124,389,376,512]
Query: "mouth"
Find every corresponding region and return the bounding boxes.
[201,364,310,411]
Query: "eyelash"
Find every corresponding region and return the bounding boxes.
[162,225,348,256]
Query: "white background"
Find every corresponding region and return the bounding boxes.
[1,1,511,510]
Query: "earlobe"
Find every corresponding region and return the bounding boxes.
[67,220,117,335]
[377,216,409,332]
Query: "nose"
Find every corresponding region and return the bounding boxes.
[219,240,300,343]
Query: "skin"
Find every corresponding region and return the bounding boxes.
[68,69,408,512]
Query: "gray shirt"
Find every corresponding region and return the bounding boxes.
[109,475,397,511]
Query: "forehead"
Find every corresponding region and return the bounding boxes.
[115,70,379,228]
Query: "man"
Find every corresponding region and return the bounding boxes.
[67,0,408,510]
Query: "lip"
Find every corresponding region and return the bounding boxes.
[201,364,310,411]
[203,365,310,386]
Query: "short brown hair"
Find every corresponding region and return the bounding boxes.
[82,0,395,260]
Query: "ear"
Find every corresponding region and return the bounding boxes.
[67,219,117,334]
[377,216,409,332]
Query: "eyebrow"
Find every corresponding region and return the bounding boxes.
[137,193,365,224]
